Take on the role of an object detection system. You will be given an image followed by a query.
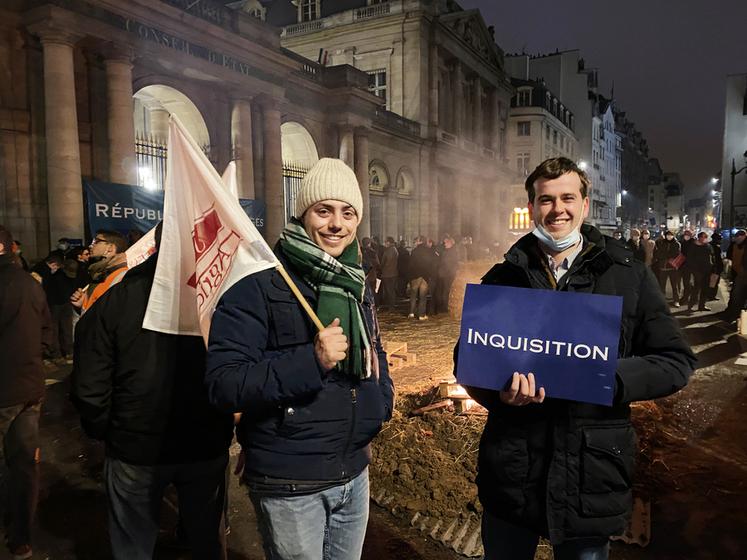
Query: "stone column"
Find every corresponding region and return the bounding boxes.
[452,63,463,138]
[233,98,255,199]
[148,107,170,144]
[354,129,371,238]
[472,77,482,146]
[491,89,502,153]
[260,98,284,243]
[338,126,355,168]
[103,46,137,185]
[428,42,439,133]
[38,30,84,245]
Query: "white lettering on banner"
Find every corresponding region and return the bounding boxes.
[93,201,159,222]
[466,328,610,361]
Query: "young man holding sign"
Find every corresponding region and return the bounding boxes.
[461,158,696,559]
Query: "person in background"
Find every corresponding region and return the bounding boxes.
[361,237,380,297]
[396,239,410,299]
[640,229,655,268]
[0,226,53,560]
[42,254,77,364]
[625,228,647,263]
[679,230,695,306]
[11,240,29,271]
[379,236,399,309]
[653,231,681,306]
[708,232,724,301]
[435,235,459,315]
[726,229,747,282]
[71,225,233,560]
[70,230,127,314]
[683,232,714,312]
[407,235,431,320]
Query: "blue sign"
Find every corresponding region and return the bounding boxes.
[83,180,164,237]
[83,180,266,238]
[456,284,623,406]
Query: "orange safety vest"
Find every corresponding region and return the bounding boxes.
[82,265,129,313]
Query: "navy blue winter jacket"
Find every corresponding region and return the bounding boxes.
[205,249,394,485]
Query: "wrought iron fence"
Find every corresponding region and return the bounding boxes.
[135,135,213,190]
[135,136,167,190]
[283,161,310,224]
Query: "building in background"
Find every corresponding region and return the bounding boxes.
[649,172,685,233]
[615,111,651,230]
[505,50,622,233]
[267,0,517,244]
[589,93,621,232]
[1,0,523,259]
[720,73,747,229]
[504,77,577,241]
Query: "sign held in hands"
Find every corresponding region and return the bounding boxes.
[456,284,623,406]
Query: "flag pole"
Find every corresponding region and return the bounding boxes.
[276,264,325,332]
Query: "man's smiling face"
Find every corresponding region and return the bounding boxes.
[302,200,360,258]
[528,172,590,240]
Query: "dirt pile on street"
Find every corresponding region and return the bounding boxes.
[370,389,484,520]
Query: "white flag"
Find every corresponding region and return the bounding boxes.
[221,160,239,199]
[125,227,157,269]
[143,116,278,341]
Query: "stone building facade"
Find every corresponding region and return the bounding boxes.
[267,0,517,244]
[503,77,577,238]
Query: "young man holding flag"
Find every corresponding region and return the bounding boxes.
[206,158,394,560]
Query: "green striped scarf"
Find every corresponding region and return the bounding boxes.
[279,218,371,379]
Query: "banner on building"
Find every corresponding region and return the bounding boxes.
[455,284,623,406]
[82,179,265,240]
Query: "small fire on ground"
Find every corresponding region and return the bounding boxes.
[411,379,484,416]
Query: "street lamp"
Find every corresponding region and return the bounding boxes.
[729,150,747,228]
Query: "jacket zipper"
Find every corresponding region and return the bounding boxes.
[341,388,357,478]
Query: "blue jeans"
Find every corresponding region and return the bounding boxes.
[249,467,369,560]
[482,509,610,560]
[0,402,41,549]
[104,454,228,560]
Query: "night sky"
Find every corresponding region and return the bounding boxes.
[460,0,747,198]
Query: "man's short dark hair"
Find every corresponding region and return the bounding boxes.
[385,236,395,245]
[525,157,590,203]
[96,229,128,254]
[46,253,64,266]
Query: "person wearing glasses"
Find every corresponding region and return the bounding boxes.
[70,230,128,314]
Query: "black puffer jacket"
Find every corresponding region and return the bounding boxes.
[0,254,53,408]
[71,255,234,465]
[464,225,696,544]
[206,248,394,487]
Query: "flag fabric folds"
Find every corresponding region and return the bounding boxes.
[143,116,277,341]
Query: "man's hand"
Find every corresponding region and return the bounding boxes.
[315,318,348,371]
[500,372,546,406]
[70,288,84,309]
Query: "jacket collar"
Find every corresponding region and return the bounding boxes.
[503,224,630,277]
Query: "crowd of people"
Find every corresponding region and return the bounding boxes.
[362,232,494,320]
[0,156,699,560]
[614,225,747,323]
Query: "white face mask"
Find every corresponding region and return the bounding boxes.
[532,223,581,252]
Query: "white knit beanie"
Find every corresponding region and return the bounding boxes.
[294,158,363,220]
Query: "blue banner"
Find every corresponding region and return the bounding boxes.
[456,284,623,406]
[83,180,266,238]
